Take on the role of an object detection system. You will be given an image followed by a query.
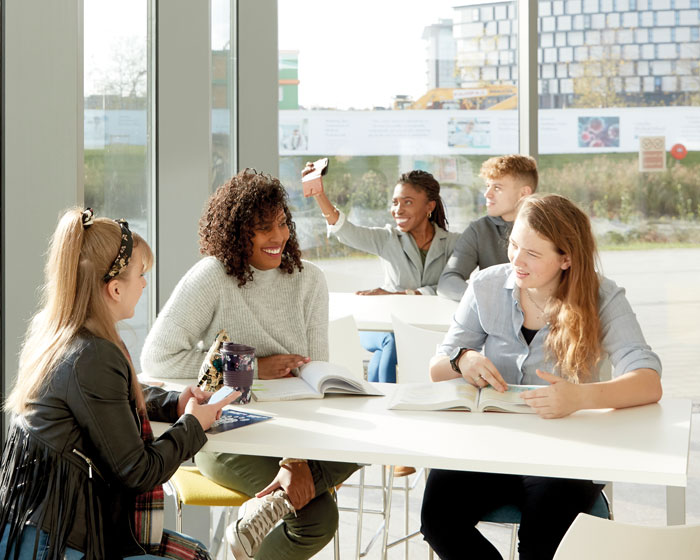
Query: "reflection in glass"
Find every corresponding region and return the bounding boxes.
[278,1,518,268]
[212,0,234,192]
[84,0,152,363]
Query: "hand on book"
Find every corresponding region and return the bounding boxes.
[258,354,311,379]
[458,351,507,393]
[519,369,582,419]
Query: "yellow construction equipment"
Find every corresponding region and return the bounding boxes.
[396,85,517,110]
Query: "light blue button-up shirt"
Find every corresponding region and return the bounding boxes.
[439,263,662,384]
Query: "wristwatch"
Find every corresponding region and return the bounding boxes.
[449,347,469,374]
[405,288,419,295]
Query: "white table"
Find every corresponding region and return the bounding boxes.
[151,381,691,525]
[328,292,458,332]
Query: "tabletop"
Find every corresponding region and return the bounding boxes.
[151,383,691,489]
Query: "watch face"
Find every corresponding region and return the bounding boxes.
[449,347,463,362]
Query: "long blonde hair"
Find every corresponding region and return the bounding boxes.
[5,208,153,414]
[517,195,601,382]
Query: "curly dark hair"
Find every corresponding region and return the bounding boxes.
[198,169,303,287]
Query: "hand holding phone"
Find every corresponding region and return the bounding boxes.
[301,158,329,197]
[208,385,235,405]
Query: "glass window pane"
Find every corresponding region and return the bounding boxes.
[84,0,152,363]
[212,0,234,192]
[538,0,700,403]
[278,1,517,288]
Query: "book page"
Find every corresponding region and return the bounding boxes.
[252,377,322,402]
[387,378,478,411]
[478,384,540,413]
[300,361,384,396]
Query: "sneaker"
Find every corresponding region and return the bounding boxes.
[226,489,295,559]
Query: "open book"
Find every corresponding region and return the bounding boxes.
[252,361,384,402]
[387,378,540,413]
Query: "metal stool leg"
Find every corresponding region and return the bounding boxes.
[355,466,365,560]
[380,466,395,560]
[509,524,518,560]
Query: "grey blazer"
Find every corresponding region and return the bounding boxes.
[328,210,459,295]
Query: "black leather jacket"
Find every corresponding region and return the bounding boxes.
[0,331,207,559]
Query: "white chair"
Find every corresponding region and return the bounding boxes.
[328,314,365,379]
[391,314,446,384]
[354,316,446,559]
[553,513,700,560]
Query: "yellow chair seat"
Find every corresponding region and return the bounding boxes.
[169,466,250,507]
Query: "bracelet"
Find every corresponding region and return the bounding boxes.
[279,458,308,467]
[321,207,338,218]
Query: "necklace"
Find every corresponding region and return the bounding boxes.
[525,288,549,315]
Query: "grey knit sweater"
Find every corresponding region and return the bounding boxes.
[140,256,329,378]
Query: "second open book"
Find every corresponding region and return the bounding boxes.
[252,361,383,402]
[387,377,540,413]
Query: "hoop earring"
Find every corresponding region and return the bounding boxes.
[427,211,432,219]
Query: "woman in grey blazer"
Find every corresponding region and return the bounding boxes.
[303,164,459,382]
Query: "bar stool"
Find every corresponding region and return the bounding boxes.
[481,489,611,560]
[166,465,250,557]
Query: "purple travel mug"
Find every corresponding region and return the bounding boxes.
[220,342,255,404]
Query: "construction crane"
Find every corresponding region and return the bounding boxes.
[394,85,518,110]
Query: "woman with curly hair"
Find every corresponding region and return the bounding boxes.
[304,162,460,383]
[421,194,662,560]
[141,169,359,560]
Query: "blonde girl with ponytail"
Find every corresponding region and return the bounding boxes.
[1,208,236,560]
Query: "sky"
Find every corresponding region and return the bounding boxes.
[85,0,462,109]
[277,0,461,109]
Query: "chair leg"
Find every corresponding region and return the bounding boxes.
[381,466,395,560]
[509,524,518,560]
[355,466,366,560]
[332,489,340,560]
[176,497,183,534]
[209,506,231,558]
[404,473,410,559]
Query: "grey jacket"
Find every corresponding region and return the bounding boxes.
[328,210,459,295]
[437,215,512,301]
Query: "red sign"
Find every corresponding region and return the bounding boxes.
[671,144,687,160]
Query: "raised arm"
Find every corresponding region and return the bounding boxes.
[303,161,339,226]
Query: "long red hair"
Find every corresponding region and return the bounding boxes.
[517,195,601,382]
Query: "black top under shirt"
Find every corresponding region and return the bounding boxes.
[521,325,539,345]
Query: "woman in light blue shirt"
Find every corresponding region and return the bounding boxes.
[421,194,662,560]
[304,164,459,382]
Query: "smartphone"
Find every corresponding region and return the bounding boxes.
[209,385,235,405]
[302,157,329,197]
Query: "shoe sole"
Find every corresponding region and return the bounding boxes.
[226,521,253,560]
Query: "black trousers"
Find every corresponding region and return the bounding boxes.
[420,469,604,560]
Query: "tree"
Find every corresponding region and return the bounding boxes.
[87,36,147,108]
[571,54,625,108]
